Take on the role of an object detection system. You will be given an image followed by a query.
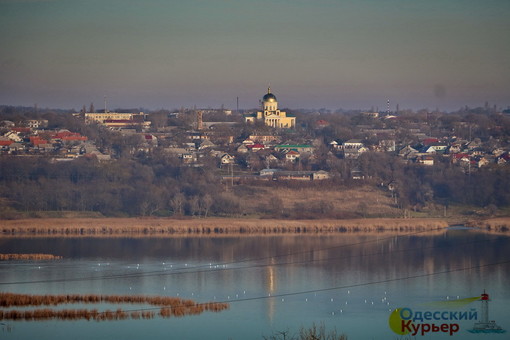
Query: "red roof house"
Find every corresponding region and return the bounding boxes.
[247,143,265,152]
[0,138,13,146]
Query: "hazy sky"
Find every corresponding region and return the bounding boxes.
[1,0,509,111]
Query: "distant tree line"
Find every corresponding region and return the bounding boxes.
[0,154,225,218]
[354,152,510,213]
[1,151,509,218]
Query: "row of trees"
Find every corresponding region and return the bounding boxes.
[0,155,221,218]
[354,151,510,212]
[1,151,509,219]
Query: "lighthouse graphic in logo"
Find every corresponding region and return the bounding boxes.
[468,290,505,333]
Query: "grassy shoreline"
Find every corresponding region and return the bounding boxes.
[1,217,508,238]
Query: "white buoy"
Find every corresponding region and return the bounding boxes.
[331,298,334,302]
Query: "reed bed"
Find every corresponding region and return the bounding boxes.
[0,292,213,308]
[0,254,62,261]
[0,217,450,237]
[0,292,229,321]
[467,217,510,233]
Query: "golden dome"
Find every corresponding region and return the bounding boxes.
[262,87,277,102]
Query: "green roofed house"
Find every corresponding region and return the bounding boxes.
[274,144,314,153]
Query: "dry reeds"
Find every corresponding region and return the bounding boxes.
[0,308,148,321]
[467,218,510,233]
[0,292,229,322]
[0,217,451,238]
[0,254,62,261]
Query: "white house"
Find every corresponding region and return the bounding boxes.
[220,153,235,164]
[4,131,22,142]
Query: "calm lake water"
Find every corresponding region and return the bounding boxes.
[0,229,509,340]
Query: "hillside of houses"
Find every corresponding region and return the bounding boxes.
[1,104,510,219]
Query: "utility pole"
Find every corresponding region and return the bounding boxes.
[230,163,234,188]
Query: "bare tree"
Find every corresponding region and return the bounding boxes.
[170,193,185,216]
[200,194,213,218]
[189,195,200,217]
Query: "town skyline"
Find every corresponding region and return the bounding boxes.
[1,0,509,111]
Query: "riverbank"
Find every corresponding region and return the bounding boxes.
[0,217,449,237]
[466,217,510,233]
[1,217,508,238]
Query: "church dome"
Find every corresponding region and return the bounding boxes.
[262,87,277,102]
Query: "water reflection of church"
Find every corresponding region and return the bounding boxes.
[266,264,277,322]
[245,87,296,128]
